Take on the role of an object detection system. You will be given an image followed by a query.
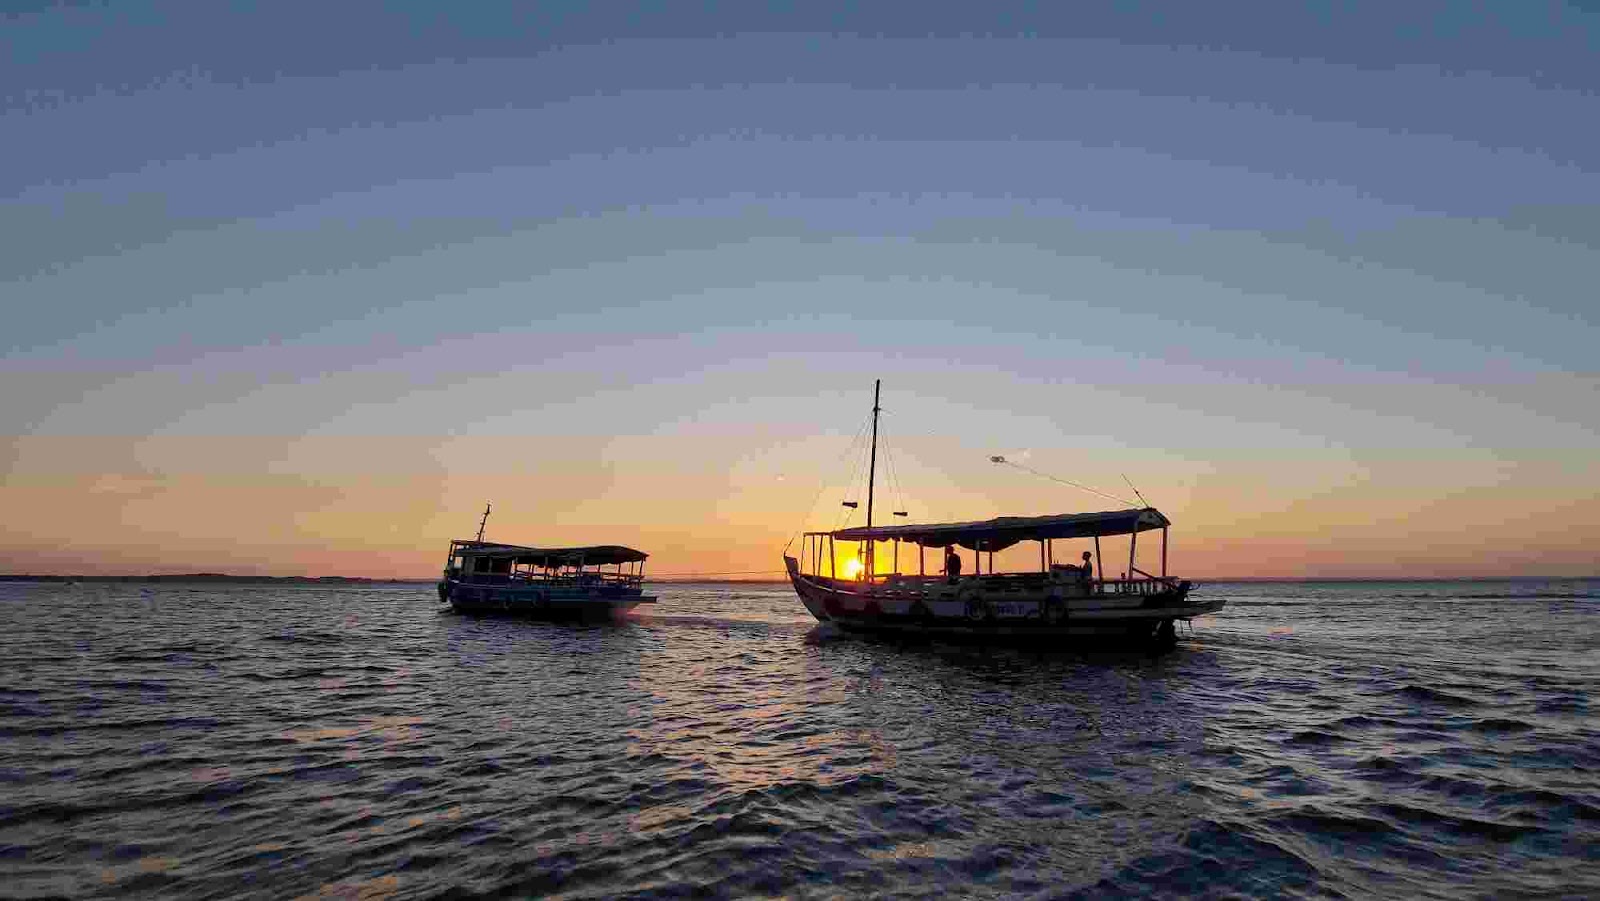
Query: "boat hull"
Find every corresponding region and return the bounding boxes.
[438,579,654,621]
[784,556,1223,648]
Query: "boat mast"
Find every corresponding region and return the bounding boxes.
[866,379,880,581]
[475,502,491,542]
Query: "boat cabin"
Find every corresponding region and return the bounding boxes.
[445,541,648,590]
[798,508,1178,596]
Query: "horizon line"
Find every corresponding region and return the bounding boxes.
[2,573,1595,585]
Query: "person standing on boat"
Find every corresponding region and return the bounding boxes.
[944,545,962,583]
[1079,551,1095,589]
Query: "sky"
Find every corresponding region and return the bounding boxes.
[2,1,1597,579]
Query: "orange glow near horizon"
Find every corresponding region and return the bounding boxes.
[1,428,1596,581]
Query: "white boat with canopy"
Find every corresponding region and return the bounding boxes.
[437,505,654,619]
[782,382,1224,648]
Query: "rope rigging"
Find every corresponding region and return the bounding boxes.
[645,568,787,578]
[988,456,1139,507]
[832,413,874,532]
[878,410,953,523]
[782,409,873,554]
[878,425,912,521]
[786,387,1151,572]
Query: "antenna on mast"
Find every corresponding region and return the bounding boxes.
[475,502,492,542]
[989,455,1139,507]
[1120,474,1150,509]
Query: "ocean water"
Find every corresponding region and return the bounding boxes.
[1,579,1596,899]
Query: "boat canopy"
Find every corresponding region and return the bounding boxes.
[827,508,1170,553]
[449,541,648,566]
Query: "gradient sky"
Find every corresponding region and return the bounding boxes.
[3,2,1597,579]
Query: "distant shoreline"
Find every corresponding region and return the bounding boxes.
[0,574,434,585]
[0,573,792,586]
[1,573,1591,585]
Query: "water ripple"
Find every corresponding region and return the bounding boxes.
[0,579,1597,897]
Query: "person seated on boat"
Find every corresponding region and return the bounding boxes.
[944,545,962,583]
[1078,551,1095,588]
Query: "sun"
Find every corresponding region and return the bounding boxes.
[842,558,864,579]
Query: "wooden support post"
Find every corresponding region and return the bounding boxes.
[829,535,836,580]
[1162,526,1169,578]
[1128,530,1137,584]
[1094,536,1103,585]
[919,544,925,576]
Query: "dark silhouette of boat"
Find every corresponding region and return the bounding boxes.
[782,382,1224,650]
[436,504,654,620]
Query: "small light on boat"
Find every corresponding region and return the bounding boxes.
[842,558,864,579]
[841,501,858,508]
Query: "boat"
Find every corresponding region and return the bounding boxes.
[781,382,1225,649]
[437,504,655,619]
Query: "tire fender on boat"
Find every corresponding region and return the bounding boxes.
[961,590,990,622]
[1045,589,1068,624]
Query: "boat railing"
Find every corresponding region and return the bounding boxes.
[812,570,1182,597]
[1097,576,1181,595]
[453,571,644,588]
